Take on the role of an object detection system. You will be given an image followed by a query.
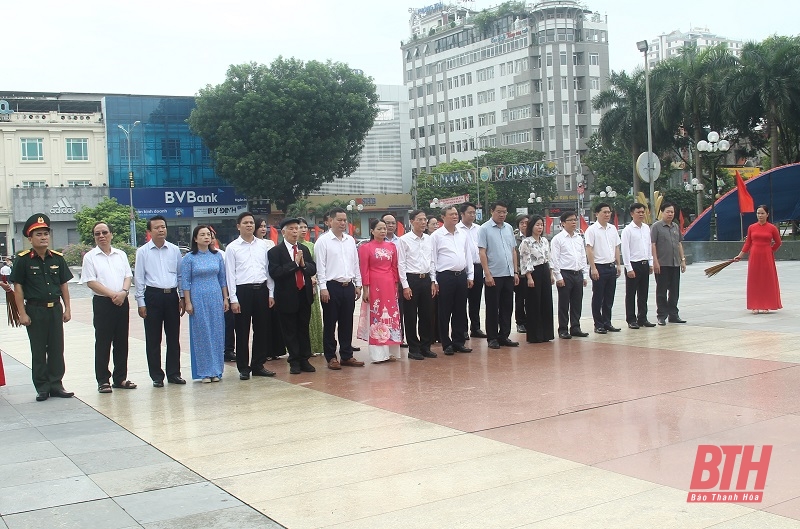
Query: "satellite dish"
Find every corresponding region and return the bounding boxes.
[636,151,661,183]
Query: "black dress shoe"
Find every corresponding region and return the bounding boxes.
[224,352,237,362]
[352,346,361,351]
[153,380,165,387]
[499,339,519,347]
[559,332,572,339]
[400,343,409,348]
[50,388,75,398]
[239,372,250,380]
[657,317,667,326]
[289,364,302,375]
[443,346,455,355]
[668,317,687,323]
[453,344,473,353]
[463,332,470,341]
[300,360,316,372]
[36,392,49,402]
[640,320,657,328]
[408,351,425,360]
[570,330,589,337]
[487,339,500,349]
[516,324,527,333]
[167,376,186,385]
[421,350,438,358]
[252,368,276,377]
[605,325,621,332]
[470,330,488,338]
[628,322,640,329]
[594,327,607,334]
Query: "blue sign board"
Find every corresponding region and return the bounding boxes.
[109,186,248,219]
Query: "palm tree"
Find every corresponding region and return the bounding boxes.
[651,43,737,184]
[728,36,800,167]
[593,70,648,198]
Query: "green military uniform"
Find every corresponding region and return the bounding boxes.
[10,214,73,396]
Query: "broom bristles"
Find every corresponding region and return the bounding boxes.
[704,260,735,278]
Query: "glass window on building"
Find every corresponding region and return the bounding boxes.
[20,138,44,161]
[161,139,181,161]
[22,181,47,188]
[68,180,92,187]
[65,138,89,161]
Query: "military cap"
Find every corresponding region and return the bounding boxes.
[23,214,51,237]
[279,217,301,229]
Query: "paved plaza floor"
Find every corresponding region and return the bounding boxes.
[1,260,800,528]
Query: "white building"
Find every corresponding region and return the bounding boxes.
[646,27,743,68]
[0,92,108,253]
[401,0,609,212]
[313,84,411,197]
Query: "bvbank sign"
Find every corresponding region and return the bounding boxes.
[110,186,248,219]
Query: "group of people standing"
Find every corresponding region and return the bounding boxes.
[1,198,784,402]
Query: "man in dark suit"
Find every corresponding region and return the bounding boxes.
[268,218,317,374]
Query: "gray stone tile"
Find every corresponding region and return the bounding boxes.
[21,408,104,428]
[0,427,45,446]
[49,430,145,456]
[0,441,62,466]
[36,417,121,441]
[10,396,86,411]
[89,461,204,497]
[0,515,7,528]
[0,415,30,432]
[143,505,279,529]
[0,456,83,488]
[2,498,138,529]
[69,444,172,474]
[0,476,107,515]
[114,482,243,524]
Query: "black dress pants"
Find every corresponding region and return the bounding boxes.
[322,281,356,362]
[277,301,312,367]
[403,274,433,355]
[591,263,617,329]
[484,275,514,342]
[93,296,130,385]
[436,270,468,349]
[557,270,584,333]
[625,260,651,324]
[143,288,181,382]
[655,266,681,319]
[234,283,271,373]
[466,263,484,332]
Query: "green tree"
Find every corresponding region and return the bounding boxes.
[189,58,380,210]
[74,198,146,246]
[416,161,492,216]
[728,36,800,167]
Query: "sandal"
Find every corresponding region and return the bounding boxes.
[98,383,112,393]
[111,380,137,389]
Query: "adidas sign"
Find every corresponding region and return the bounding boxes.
[50,197,77,214]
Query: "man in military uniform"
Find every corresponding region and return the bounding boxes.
[10,214,74,402]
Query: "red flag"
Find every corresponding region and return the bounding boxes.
[613,212,619,229]
[348,223,355,235]
[579,216,589,233]
[679,211,686,233]
[545,216,553,234]
[735,170,755,213]
[303,229,310,241]
[313,225,320,240]
[269,226,279,245]
[396,222,405,236]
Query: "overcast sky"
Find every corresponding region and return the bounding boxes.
[5,0,798,96]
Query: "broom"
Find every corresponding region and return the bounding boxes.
[1,282,20,327]
[704,259,736,278]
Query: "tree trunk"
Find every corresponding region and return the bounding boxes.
[631,140,640,199]
[769,105,779,169]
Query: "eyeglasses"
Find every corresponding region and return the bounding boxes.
[94,230,110,236]
[564,218,577,222]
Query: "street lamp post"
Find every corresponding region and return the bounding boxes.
[696,131,730,241]
[637,40,656,212]
[457,129,490,208]
[346,199,364,236]
[599,186,618,223]
[118,121,141,246]
[684,178,705,218]
[527,192,542,213]
[429,197,440,210]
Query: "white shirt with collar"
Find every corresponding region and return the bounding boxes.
[134,239,182,308]
[81,246,132,294]
[314,230,362,291]
[584,222,620,265]
[550,230,589,281]
[398,231,433,289]
[456,220,481,264]
[225,236,275,304]
[621,222,653,272]
[430,225,474,284]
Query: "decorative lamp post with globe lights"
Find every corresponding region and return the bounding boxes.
[684,178,705,218]
[346,199,363,236]
[527,192,542,213]
[696,131,730,240]
[429,197,440,210]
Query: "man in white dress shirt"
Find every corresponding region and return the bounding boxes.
[621,203,656,329]
[399,210,437,360]
[431,206,474,355]
[585,203,622,334]
[457,202,486,339]
[314,207,365,370]
[550,211,589,339]
[134,216,185,387]
[225,211,277,380]
[81,222,136,393]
